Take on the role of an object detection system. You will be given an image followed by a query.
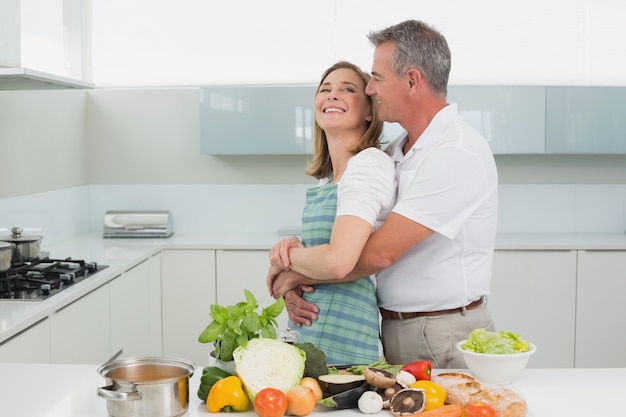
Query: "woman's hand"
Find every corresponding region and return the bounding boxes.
[269,236,304,269]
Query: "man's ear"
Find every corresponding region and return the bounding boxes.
[407,69,420,89]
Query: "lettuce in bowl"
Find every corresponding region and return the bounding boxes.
[461,328,531,354]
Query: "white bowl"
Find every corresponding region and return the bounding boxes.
[456,340,537,385]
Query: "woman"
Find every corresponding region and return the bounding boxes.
[267,61,396,364]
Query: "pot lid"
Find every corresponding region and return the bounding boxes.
[0,241,13,249]
[0,227,42,243]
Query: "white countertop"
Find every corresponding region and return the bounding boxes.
[1,231,626,344]
[0,362,624,417]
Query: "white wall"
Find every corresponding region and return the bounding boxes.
[0,89,87,197]
[3,0,626,241]
[90,0,626,87]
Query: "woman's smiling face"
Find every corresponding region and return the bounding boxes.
[315,67,372,135]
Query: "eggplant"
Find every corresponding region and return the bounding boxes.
[317,383,369,409]
[318,374,366,396]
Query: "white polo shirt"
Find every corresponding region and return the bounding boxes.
[376,103,498,312]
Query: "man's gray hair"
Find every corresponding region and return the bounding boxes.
[367,19,451,97]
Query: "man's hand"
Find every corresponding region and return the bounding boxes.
[284,289,319,327]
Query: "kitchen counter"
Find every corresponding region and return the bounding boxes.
[1,362,624,417]
[2,231,626,345]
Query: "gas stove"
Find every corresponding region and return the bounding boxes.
[0,256,108,301]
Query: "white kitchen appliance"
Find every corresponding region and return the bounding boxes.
[103,210,174,238]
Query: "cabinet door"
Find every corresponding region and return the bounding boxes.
[0,318,50,363]
[576,250,626,367]
[447,86,546,154]
[216,250,288,330]
[50,284,111,364]
[161,249,216,366]
[546,87,626,154]
[490,250,577,367]
[110,254,162,358]
[200,85,316,155]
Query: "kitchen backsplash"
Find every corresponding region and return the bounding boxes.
[1,183,625,244]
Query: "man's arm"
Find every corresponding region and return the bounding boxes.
[348,212,434,279]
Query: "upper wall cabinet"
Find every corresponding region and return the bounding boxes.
[546,87,626,154]
[199,85,626,155]
[200,85,316,155]
[199,85,407,155]
[447,86,546,154]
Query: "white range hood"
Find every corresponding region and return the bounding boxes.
[0,67,94,90]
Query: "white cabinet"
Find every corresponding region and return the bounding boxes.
[50,283,111,364]
[546,87,626,154]
[161,249,216,366]
[200,85,316,155]
[0,318,50,363]
[490,250,577,367]
[575,250,626,367]
[110,254,163,358]
[448,86,546,154]
[215,250,288,330]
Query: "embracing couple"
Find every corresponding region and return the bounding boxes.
[266,19,498,369]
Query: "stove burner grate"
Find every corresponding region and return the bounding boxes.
[0,257,108,301]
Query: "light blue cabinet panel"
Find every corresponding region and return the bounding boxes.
[200,85,316,155]
[546,87,626,154]
[448,86,546,154]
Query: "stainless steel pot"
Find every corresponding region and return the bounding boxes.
[0,241,14,272]
[0,227,42,263]
[97,356,196,417]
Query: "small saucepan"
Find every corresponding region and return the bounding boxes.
[0,227,42,263]
[97,356,196,417]
[0,241,14,272]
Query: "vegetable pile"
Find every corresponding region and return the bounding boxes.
[197,348,502,417]
[195,292,524,417]
[460,328,531,354]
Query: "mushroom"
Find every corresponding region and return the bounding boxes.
[395,370,417,388]
[375,382,404,409]
[363,367,397,388]
[389,388,426,416]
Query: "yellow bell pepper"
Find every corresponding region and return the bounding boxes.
[207,375,250,413]
[410,380,446,411]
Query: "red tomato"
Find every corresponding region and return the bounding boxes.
[463,401,496,417]
[254,388,288,417]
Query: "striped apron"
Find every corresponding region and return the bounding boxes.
[290,183,380,365]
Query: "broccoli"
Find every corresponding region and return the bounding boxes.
[295,342,329,379]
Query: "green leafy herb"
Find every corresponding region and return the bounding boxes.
[198,289,285,362]
[347,359,403,375]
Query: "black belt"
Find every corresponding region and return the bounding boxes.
[379,297,485,320]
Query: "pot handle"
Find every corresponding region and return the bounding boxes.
[97,385,142,401]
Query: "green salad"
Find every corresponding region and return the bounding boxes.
[461,328,532,354]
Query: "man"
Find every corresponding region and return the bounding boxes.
[269,20,498,368]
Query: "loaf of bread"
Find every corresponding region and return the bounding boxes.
[431,372,527,417]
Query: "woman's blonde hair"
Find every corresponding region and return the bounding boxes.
[306,61,383,179]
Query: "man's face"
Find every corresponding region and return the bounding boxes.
[366,42,404,123]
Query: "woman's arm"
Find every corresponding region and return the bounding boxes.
[285,149,395,281]
[287,214,372,280]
